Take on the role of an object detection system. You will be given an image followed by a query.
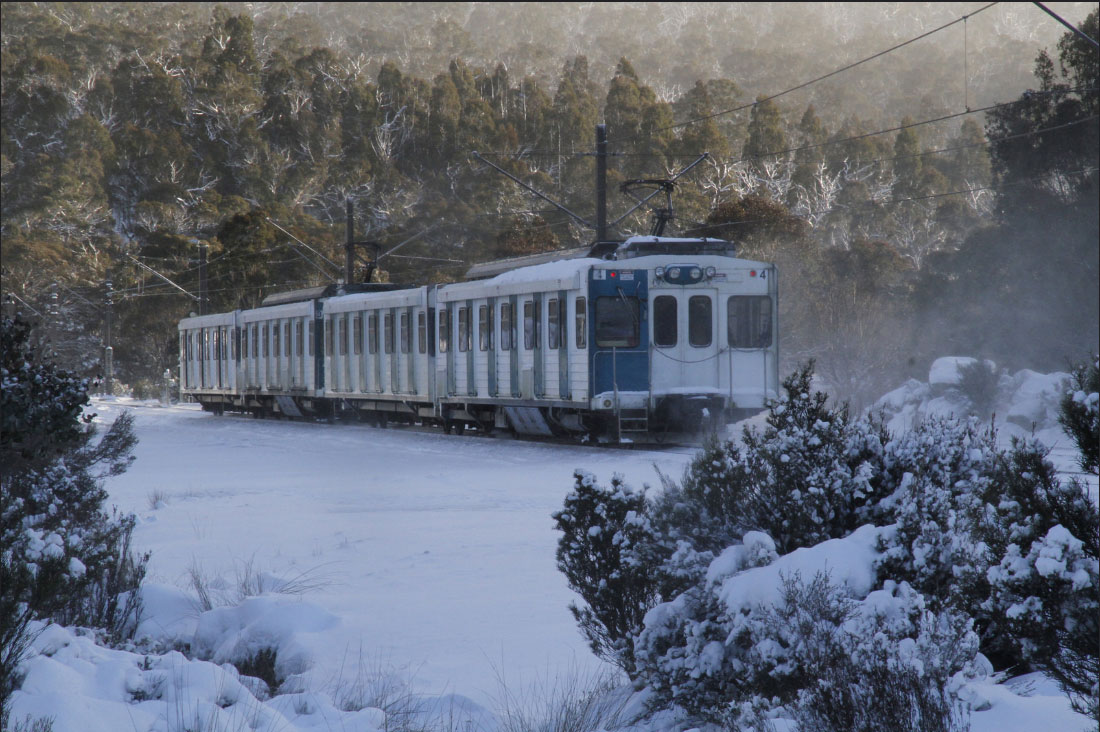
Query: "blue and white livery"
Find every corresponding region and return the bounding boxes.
[178,236,779,439]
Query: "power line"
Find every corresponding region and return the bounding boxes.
[688,167,1098,235]
[726,89,1096,167]
[1032,2,1099,49]
[658,2,999,133]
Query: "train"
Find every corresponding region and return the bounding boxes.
[178,235,779,441]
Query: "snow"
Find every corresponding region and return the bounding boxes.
[712,524,890,611]
[928,356,982,390]
[9,367,1096,731]
[9,398,689,730]
[483,257,600,286]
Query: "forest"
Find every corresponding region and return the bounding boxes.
[1,2,1096,404]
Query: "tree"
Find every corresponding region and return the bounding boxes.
[1059,357,1099,475]
[552,471,657,677]
[743,95,787,173]
[1,315,146,714]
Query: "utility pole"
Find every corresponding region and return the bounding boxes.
[344,199,381,285]
[199,243,209,315]
[104,273,113,396]
[596,123,608,242]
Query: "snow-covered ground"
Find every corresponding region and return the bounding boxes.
[7,359,1096,731]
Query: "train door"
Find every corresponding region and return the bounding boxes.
[440,305,453,396]
[522,296,542,399]
[481,300,496,397]
[544,295,561,399]
[589,269,649,399]
[503,297,519,397]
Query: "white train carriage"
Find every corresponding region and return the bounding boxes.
[320,286,435,423]
[237,297,319,416]
[434,258,597,433]
[178,235,779,439]
[179,310,239,408]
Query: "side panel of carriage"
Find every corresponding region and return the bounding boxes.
[239,301,316,399]
[321,287,433,407]
[179,311,239,401]
[435,262,594,414]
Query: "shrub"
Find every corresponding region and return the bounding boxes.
[877,417,999,616]
[653,362,890,559]
[983,438,1099,720]
[0,315,147,714]
[1059,357,1099,475]
[552,471,657,677]
[956,359,1000,419]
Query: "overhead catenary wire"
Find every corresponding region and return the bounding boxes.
[1032,2,1100,49]
[657,2,999,133]
[686,166,1099,236]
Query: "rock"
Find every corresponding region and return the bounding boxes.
[1004,370,1069,430]
[929,356,979,394]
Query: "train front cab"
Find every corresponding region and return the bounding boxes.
[587,255,779,437]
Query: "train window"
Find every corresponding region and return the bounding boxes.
[307,320,314,357]
[418,312,427,354]
[296,320,304,356]
[283,322,290,357]
[438,308,449,353]
[479,305,492,351]
[689,296,712,347]
[353,314,362,355]
[252,325,259,359]
[575,297,586,349]
[427,310,435,356]
[548,298,560,350]
[324,318,332,357]
[234,327,240,360]
[458,306,470,352]
[524,300,540,350]
[240,329,247,359]
[342,316,351,356]
[368,312,378,354]
[595,296,639,348]
[499,303,512,351]
[400,312,410,354]
[653,296,677,347]
[384,312,394,354]
[727,296,772,348]
[273,322,281,357]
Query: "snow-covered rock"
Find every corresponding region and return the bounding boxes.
[872,358,1068,436]
[1003,369,1069,430]
[929,356,982,393]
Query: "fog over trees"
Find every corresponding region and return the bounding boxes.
[1,2,1096,403]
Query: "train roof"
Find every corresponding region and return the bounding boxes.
[610,236,737,259]
[260,282,405,307]
[463,246,591,281]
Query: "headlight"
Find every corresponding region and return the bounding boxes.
[655,266,665,278]
[668,267,681,279]
[705,266,716,278]
[602,398,613,408]
[690,267,702,280]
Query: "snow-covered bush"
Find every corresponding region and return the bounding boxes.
[1059,357,1099,475]
[655,362,890,562]
[739,363,890,554]
[792,581,974,732]
[552,471,657,676]
[635,543,979,728]
[983,438,1099,720]
[878,417,999,616]
[1,316,147,713]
